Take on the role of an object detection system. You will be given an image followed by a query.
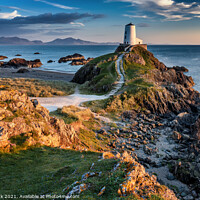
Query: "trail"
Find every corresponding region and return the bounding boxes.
[34,54,125,112]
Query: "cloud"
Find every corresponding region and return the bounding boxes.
[123,14,149,18]
[0,10,21,19]
[106,0,174,7]
[34,0,78,10]
[107,0,200,21]
[0,12,104,37]
[70,22,85,27]
[0,5,33,13]
[157,12,192,21]
[0,12,105,24]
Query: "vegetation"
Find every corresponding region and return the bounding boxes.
[51,106,112,152]
[0,147,127,199]
[0,78,76,97]
[79,53,119,95]
[83,47,155,113]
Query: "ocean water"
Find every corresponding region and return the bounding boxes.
[0,45,199,91]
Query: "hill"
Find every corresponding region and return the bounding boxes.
[0,36,118,45]
[0,46,200,199]
[0,37,43,45]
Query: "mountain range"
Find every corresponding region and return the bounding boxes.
[0,37,118,45]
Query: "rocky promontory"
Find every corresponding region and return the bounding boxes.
[0,46,200,199]
[0,58,42,68]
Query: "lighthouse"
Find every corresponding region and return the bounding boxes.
[115,23,147,52]
[124,23,143,45]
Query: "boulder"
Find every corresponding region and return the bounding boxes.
[70,58,94,66]
[15,54,22,56]
[16,68,30,73]
[3,58,42,68]
[34,52,40,54]
[173,66,189,72]
[47,60,54,63]
[0,55,8,60]
[58,53,85,63]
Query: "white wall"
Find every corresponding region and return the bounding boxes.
[136,38,143,44]
[124,24,136,45]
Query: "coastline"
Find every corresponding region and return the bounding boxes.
[0,68,74,82]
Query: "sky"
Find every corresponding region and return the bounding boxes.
[0,0,200,44]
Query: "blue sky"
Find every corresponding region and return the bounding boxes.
[0,0,200,44]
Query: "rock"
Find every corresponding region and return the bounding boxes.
[173,66,189,72]
[124,52,146,65]
[0,55,8,60]
[71,64,101,84]
[0,90,79,151]
[183,195,194,200]
[2,58,42,68]
[172,131,182,140]
[15,54,21,56]
[47,60,54,63]
[70,57,94,66]
[98,186,106,196]
[16,68,30,73]
[166,173,175,180]
[58,53,85,63]
[117,151,178,200]
[34,52,40,54]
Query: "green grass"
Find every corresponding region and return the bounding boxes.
[0,78,76,97]
[0,147,127,199]
[80,61,118,95]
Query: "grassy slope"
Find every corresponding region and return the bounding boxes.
[83,47,156,114]
[0,78,76,97]
[0,147,127,200]
[79,53,118,95]
[50,106,112,152]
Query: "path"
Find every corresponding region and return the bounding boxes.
[34,54,125,112]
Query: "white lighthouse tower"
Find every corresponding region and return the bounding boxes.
[124,23,143,45]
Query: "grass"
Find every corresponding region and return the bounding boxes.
[0,147,127,199]
[79,53,119,95]
[0,78,76,97]
[50,105,111,152]
[82,48,155,114]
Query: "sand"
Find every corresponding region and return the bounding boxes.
[0,68,74,82]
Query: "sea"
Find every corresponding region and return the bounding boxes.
[0,45,199,92]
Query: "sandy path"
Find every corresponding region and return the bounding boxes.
[35,54,125,112]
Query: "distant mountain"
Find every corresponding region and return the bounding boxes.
[0,36,118,45]
[45,37,118,45]
[0,37,43,45]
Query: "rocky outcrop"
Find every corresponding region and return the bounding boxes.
[71,65,101,84]
[0,55,8,60]
[103,151,177,200]
[124,52,146,65]
[58,53,93,66]
[72,54,118,85]
[58,53,85,63]
[15,54,22,57]
[70,57,93,66]
[173,66,189,72]
[148,68,194,88]
[0,90,79,152]
[1,58,42,68]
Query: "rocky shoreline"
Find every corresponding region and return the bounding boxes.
[0,46,199,199]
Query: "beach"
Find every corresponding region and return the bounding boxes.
[0,68,74,82]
